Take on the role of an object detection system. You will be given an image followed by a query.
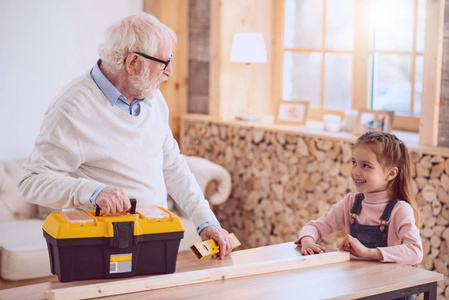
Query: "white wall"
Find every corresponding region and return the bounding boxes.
[0,0,143,161]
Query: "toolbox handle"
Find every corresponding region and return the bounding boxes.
[95,198,137,216]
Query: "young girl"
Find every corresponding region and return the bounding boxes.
[295,131,423,265]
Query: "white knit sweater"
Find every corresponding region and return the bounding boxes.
[19,72,218,228]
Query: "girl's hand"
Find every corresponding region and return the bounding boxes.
[339,234,383,260]
[295,236,327,255]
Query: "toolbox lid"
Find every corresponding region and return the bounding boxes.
[137,207,170,220]
[43,206,185,240]
[59,211,95,224]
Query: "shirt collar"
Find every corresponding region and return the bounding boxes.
[90,59,127,107]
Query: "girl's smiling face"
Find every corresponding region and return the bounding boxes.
[351,145,397,194]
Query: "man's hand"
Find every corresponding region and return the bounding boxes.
[199,225,233,259]
[295,236,327,255]
[95,186,131,214]
[339,234,383,260]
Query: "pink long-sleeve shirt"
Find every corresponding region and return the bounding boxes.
[298,191,423,265]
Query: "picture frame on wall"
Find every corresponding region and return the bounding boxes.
[275,100,309,125]
[354,109,395,135]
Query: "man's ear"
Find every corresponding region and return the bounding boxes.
[124,53,140,75]
[386,167,398,181]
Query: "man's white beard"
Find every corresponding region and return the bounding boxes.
[130,63,168,99]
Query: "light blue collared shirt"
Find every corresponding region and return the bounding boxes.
[90,60,146,115]
[89,60,218,234]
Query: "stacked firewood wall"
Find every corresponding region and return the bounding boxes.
[181,119,449,298]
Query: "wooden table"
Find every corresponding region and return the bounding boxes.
[0,242,443,300]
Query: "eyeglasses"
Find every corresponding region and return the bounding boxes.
[133,52,173,70]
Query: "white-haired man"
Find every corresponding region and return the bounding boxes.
[19,13,233,258]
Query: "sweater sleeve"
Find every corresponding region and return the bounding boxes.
[378,202,423,265]
[298,194,353,243]
[157,95,218,229]
[18,108,100,209]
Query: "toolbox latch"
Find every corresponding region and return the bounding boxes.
[112,222,134,248]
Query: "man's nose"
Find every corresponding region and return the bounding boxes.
[164,62,173,77]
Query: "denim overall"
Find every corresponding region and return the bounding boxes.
[350,193,416,300]
[350,193,398,248]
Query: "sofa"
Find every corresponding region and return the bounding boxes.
[0,156,231,281]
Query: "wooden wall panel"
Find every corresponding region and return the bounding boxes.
[210,0,274,120]
[420,0,445,146]
[189,0,211,114]
[438,0,449,147]
[144,0,189,141]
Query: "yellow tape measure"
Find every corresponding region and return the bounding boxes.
[190,233,241,259]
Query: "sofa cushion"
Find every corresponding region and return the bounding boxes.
[0,219,52,280]
[0,159,37,221]
[183,155,231,206]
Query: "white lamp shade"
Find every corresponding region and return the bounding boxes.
[230,33,268,63]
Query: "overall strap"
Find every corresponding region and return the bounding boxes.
[380,199,399,222]
[378,199,399,232]
[350,193,365,215]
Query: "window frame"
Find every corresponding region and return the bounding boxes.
[272,0,444,145]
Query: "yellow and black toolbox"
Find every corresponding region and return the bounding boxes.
[43,199,185,282]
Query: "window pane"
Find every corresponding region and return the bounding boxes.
[284,0,323,49]
[371,54,411,114]
[372,0,414,52]
[324,53,352,110]
[283,51,322,106]
[416,0,426,53]
[414,55,423,116]
[326,0,354,50]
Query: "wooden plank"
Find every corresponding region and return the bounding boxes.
[43,243,349,300]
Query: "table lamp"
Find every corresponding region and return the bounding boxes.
[230,33,267,121]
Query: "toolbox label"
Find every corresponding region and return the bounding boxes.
[109,253,132,273]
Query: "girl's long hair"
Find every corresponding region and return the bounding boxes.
[354,131,420,227]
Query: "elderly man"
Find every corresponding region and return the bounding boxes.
[18,13,233,258]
